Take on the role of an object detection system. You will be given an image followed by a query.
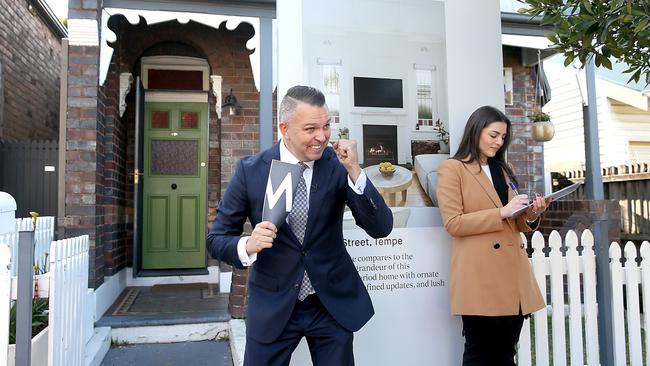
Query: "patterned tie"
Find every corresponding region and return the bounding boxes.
[288,162,314,301]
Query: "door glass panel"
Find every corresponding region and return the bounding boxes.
[151,140,198,175]
[147,69,203,90]
[181,111,199,129]
[152,111,170,129]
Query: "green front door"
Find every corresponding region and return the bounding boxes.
[142,101,207,269]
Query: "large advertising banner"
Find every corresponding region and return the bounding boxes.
[290,208,463,365]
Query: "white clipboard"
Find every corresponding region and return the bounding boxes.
[512,182,581,217]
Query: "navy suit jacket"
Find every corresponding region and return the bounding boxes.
[207,143,393,343]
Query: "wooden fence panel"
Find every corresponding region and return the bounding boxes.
[0,141,58,217]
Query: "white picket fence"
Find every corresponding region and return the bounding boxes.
[517,230,600,365]
[48,235,89,366]
[610,240,650,366]
[0,216,55,276]
[517,230,650,366]
[0,234,89,366]
[0,244,11,366]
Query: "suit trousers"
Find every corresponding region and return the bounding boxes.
[244,294,354,366]
[461,314,525,366]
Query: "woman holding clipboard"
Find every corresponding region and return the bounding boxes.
[436,106,552,365]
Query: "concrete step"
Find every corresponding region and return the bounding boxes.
[100,340,233,366]
[95,283,231,345]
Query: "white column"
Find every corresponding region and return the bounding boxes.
[444,0,503,154]
[277,0,306,99]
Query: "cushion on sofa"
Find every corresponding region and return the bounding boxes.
[414,153,449,191]
[413,153,449,206]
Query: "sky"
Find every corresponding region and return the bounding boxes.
[46,0,68,19]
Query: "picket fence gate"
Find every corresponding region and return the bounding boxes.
[517,230,600,366]
[0,216,55,276]
[0,234,88,366]
[47,234,89,366]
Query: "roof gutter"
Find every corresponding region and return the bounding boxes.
[501,12,550,37]
[29,0,68,39]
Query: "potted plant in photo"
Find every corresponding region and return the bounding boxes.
[338,127,349,140]
[433,119,450,153]
[530,111,555,142]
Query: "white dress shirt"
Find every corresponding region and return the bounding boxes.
[236,140,367,266]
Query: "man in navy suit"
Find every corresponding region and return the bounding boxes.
[207,85,393,366]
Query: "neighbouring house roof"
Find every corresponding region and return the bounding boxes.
[546,55,650,109]
[31,0,67,38]
[596,62,650,93]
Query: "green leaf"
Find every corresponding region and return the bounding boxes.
[601,55,613,69]
[564,54,575,66]
[634,18,650,33]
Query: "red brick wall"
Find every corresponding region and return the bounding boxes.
[503,46,545,195]
[0,0,62,142]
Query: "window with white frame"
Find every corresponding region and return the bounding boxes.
[319,61,342,124]
[415,65,436,128]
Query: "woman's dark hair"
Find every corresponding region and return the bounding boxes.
[452,105,518,186]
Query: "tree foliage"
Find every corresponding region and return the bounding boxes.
[519,0,650,85]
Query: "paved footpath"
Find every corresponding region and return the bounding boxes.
[100,340,232,366]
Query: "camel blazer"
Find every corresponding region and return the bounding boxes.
[436,159,545,316]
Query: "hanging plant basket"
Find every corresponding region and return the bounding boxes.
[530,111,555,142]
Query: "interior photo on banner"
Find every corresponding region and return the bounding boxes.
[290,1,462,365]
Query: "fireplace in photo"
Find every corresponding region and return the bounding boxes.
[363,125,397,166]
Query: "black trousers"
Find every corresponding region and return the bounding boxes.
[461,314,525,366]
[244,294,354,366]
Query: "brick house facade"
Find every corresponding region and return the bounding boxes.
[64,1,269,289]
[502,47,622,248]
[503,46,545,196]
[0,0,65,142]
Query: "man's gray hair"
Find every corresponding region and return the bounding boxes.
[279,85,327,124]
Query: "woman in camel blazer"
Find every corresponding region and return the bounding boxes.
[437,106,550,366]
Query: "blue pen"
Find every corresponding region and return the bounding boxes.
[507,181,519,195]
